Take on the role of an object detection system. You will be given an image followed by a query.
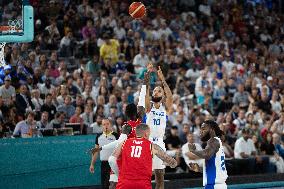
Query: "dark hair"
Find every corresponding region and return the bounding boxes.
[125,103,137,119]
[136,123,149,137]
[45,93,52,98]
[203,120,223,137]
[25,111,36,118]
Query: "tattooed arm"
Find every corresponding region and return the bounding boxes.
[144,71,151,113]
[157,66,173,113]
[189,138,220,160]
[152,144,177,168]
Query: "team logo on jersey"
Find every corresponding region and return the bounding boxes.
[151,111,165,117]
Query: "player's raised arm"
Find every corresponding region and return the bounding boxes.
[157,66,173,113]
[144,70,151,113]
[189,138,220,160]
[152,143,177,168]
[108,141,124,176]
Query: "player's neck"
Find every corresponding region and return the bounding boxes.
[153,102,161,109]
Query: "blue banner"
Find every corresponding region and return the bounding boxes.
[0,135,101,189]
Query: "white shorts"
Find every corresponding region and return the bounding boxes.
[204,183,227,189]
[109,173,118,182]
[150,138,166,170]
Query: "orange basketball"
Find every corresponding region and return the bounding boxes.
[129,2,146,19]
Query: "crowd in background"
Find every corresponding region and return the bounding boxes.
[0,0,284,173]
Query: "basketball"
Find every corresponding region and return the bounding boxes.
[129,2,146,19]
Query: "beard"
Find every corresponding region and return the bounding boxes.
[201,132,211,142]
[152,96,162,103]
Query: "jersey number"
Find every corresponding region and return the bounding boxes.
[221,155,226,171]
[153,118,160,126]
[131,146,142,158]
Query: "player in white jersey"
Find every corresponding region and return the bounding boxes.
[188,120,228,189]
[144,65,173,189]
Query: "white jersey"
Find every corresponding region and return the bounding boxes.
[145,104,168,140]
[203,137,228,187]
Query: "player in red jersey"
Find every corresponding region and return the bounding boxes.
[89,103,145,189]
[108,123,177,189]
[124,103,144,138]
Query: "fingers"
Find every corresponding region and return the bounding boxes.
[89,167,94,173]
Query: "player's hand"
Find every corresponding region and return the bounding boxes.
[189,163,200,172]
[121,124,132,135]
[89,164,95,173]
[157,66,165,81]
[188,143,196,152]
[144,71,151,84]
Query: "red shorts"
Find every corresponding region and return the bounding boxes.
[116,180,151,189]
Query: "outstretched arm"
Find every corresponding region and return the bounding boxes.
[143,70,151,113]
[92,125,131,152]
[152,144,177,168]
[108,141,124,176]
[188,138,220,160]
[157,66,173,113]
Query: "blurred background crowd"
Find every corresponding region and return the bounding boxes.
[0,0,284,173]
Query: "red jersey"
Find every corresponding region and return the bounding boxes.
[119,137,152,182]
[125,119,141,138]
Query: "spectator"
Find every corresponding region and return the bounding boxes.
[99,34,120,72]
[13,111,36,138]
[220,133,234,158]
[65,76,79,97]
[81,105,94,128]
[233,109,247,135]
[56,85,68,106]
[257,88,272,114]
[165,126,183,173]
[182,132,203,171]
[179,123,191,145]
[271,111,284,136]
[16,85,34,115]
[73,95,85,110]
[273,134,284,159]
[41,93,57,121]
[234,128,257,159]
[270,90,282,115]
[133,47,149,75]
[59,29,75,57]
[49,111,65,129]
[36,111,51,129]
[261,132,284,173]
[0,76,16,107]
[233,84,250,109]
[91,115,103,134]
[69,106,84,133]
[57,95,75,120]
[86,55,101,78]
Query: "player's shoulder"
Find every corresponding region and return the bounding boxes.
[208,137,221,148]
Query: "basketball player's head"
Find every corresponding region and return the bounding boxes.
[200,120,223,142]
[136,123,150,139]
[152,86,164,103]
[125,103,138,120]
[102,118,112,133]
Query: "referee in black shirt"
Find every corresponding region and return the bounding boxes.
[90,118,118,189]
